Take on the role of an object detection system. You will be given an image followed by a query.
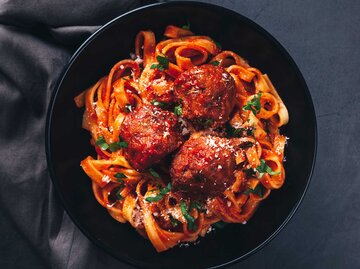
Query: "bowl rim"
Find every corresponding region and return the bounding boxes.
[45,1,318,268]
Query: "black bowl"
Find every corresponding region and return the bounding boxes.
[46,2,317,268]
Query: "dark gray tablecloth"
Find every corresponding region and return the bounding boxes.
[1,0,359,268]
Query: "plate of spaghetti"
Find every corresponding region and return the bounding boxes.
[46,2,316,269]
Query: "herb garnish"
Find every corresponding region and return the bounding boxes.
[95,136,109,150]
[114,172,127,179]
[256,159,280,178]
[225,124,242,137]
[116,188,124,200]
[151,99,167,108]
[96,136,127,152]
[211,39,222,50]
[174,105,182,116]
[125,104,132,113]
[243,93,262,115]
[109,137,128,152]
[210,60,220,66]
[170,215,180,227]
[204,119,212,127]
[225,123,255,138]
[149,168,160,178]
[189,201,206,212]
[246,126,255,136]
[239,141,254,149]
[182,19,191,30]
[180,201,197,231]
[145,183,172,202]
[243,183,266,197]
[115,178,125,200]
[150,55,169,71]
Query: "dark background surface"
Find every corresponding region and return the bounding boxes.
[0,0,359,268]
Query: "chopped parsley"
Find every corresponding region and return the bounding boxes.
[225,123,255,138]
[210,60,220,66]
[150,55,169,71]
[174,105,182,116]
[125,104,132,113]
[145,183,172,202]
[243,183,266,197]
[204,119,212,127]
[116,188,124,200]
[256,159,281,178]
[189,201,206,212]
[150,99,167,108]
[114,172,127,179]
[211,38,222,50]
[170,216,180,227]
[149,168,160,178]
[225,124,242,137]
[239,141,254,149]
[180,201,197,231]
[182,19,191,30]
[243,93,262,115]
[95,136,109,150]
[246,126,255,136]
[96,136,127,152]
[116,178,125,200]
[109,137,128,152]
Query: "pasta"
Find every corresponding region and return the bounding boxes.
[74,25,289,252]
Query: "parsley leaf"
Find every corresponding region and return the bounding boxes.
[225,123,243,138]
[204,119,212,126]
[180,201,197,231]
[246,126,255,136]
[149,168,160,178]
[225,123,255,138]
[211,39,222,50]
[113,178,126,200]
[109,137,128,152]
[243,93,262,115]
[125,104,132,113]
[239,141,254,149]
[145,183,172,202]
[151,99,167,108]
[243,183,266,197]
[150,55,169,71]
[256,159,281,178]
[95,136,109,150]
[170,215,180,227]
[182,19,191,30]
[114,172,127,179]
[210,60,220,66]
[174,105,182,116]
[109,142,120,152]
[116,188,124,200]
[189,201,206,212]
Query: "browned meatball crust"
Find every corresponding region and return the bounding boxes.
[120,104,183,171]
[170,133,237,198]
[173,64,236,129]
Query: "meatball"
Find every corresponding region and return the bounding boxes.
[120,104,183,171]
[170,133,237,198]
[173,64,236,129]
